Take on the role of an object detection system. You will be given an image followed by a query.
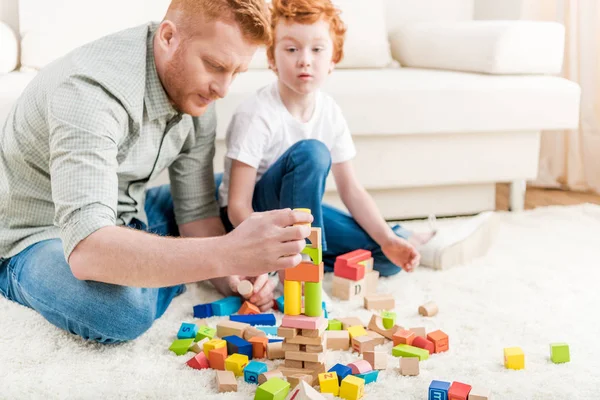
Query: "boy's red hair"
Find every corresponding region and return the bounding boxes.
[267,0,347,64]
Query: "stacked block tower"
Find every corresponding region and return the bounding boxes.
[332,249,376,300]
[277,208,328,382]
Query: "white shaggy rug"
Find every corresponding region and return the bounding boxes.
[2,204,600,400]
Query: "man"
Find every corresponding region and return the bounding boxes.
[0,0,310,343]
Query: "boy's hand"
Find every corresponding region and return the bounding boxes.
[381,236,420,272]
[211,274,277,312]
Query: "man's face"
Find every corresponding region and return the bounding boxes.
[270,19,335,96]
[156,17,257,116]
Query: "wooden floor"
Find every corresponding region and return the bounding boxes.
[495,183,600,211]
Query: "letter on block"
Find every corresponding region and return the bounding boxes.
[243,360,268,384]
[429,380,451,400]
[225,353,249,377]
[177,322,198,339]
[318,372,340,396]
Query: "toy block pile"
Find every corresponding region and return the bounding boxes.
[332,250,377,300]
[428,380,492,400]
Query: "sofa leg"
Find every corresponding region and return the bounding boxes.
[509,180,527,212]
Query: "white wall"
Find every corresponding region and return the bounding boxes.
[0,0,19,34]
[474,0,525,20]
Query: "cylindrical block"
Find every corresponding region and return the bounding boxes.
[418,301,438,317]
[284,280,301,315]
[237,280,253,299]
[304,281,322,317]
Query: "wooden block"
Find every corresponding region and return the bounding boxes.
[550,342,570,363]
[363,351,387,370]
[347,325,367,339]
[244,326,267,341]
[301,245,322,265]
[418,301,438,317]
[284,280,302,316]
[277,366,321,382]
[339,375,365,400]
[365,330,385,346]
[286,334,326,346]
[208,346,228,370]
[351,335,377,354]
[231,313,276,326]
[335,249,372,268]
[238,301,260,315]
[287,380,325,400]
[399,357,419,376]
[216,370,237,393]
[189,338,209,354]
[304,281,323,317]
[285,351,325,363]
[307,227,322,248]
[355,370,379,385]
[430,381,451,400]
[244,360,268,384]
[339,317,364,330]
[365,270,379,295]
[449,381,473,400]
[358,257,374,272]
[364,294,395,311]
[348,359,372,375]
[326,330,350,350]
[328,320,342,331]
[281,315,327,330]
[393,329,416,346]
[301,320,327,338]
[212,296,242,316]
[169,338,194,356]
[412,336,435,354]
[305,343,326,353]
[392,344,429,361]
[288,373,314,388]
[255,377,290,400]
[318,372,340,396]
[249,336,269,359]
[278,326,299,339]
[177,322,198,339]
[186,351,210,370]
[409,327,427,338]
[216,320,249,339]
[225,353,249,377]
[258,369,283,384]
[332,276,365,300]
[285,261,324,283]
[427,330,449,353]
[285,359,304,369]
[303,361,326,374]
[334,261,366,281]
[504,347,525,370]
[293,208,312,226]
[203,338,226,357]
[282,343,301,352]
[468,386,492,400]
[367,315,401,340]
[267,341,285,359]
[381,311,396,329]
[237,280,254,299]
[195,325,216,341]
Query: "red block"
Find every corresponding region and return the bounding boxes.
[186,352,210,370]
[412,336,434,354]
[448,381,472,400]
[334,262,366,281]
[335,250,372,267]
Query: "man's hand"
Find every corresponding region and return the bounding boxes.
[211,274,277,312]
[381,236,420,272]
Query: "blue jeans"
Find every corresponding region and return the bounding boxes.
[0,185,185,343]
[217,139,409,277]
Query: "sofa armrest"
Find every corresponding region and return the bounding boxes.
[0,22,18,74]
[390,21,565,75]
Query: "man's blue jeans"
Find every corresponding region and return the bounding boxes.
[0,185,184,343]
[218,139,409,277]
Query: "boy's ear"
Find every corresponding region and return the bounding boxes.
[268,58,278,74]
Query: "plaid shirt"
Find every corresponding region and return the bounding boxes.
[0,23,219,260]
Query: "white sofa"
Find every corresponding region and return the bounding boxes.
[0,0,581,219]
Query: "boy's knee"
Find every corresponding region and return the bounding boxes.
[291,139,332,171]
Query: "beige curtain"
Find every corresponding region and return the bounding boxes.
[524,0,600,193]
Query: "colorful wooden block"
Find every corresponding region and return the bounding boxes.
[287,380,324,400]
[225,353,249,377]
[217,320,249,338]
[448,381,472,400]
[275,295,285,312]
[399,357,419,376]
[304,281,323,317]
[335,250,372,273]
[284,280,302,316]
[550,343,570,363]
[231,313,276,326]
[332,276,365,300]
[186,351,210,370]
[351,335,377,354]
[392,344,430,361]
[237,280,254,299]
[381,311,396,329]
[223,335,253,359]
[393,329,416,346]
[301,245,322,265]
[363,351,387,370]
[347,325,367,340]
[258,369,284,384]
[243,360,268,384]
[269,338,283,343]
[339,375,365,400]
[334,261,366,281]
[328,320,342,331]
[339,317,364,330]
[428,330,449,353]
[195,325,216,342]
[419,301,439,317]
[190,337,209,354]
[209,346,228,370]
[307,227,322,248]
[366,330,386,346]
[429,380,451,400]
[238,301,261,315]
[267,341,285,359]
[504,347,525,370]
[412,336,435,354]
[203,338,227,357]
[216,370,237,393]
[318,372,340,395]
[256,326,279,336]
[302,319,327,338]
[177,322,198,339]
[285,261,324,283]
[329,363,352,385]
[193,303,213,319]
[355,370,378,384]
[358,257,374,271]
[281,315,327,330]
[367,315,400,340]
[244,326,267,341]
[169,338,194,356]
[467,386,492,400]
[255,377,290,400]
[326,330,350,350]
[249,336,269,359]
[364,294,395,310]
[348,359,372,375]
[322,301,328,318]
[212,296,242,316]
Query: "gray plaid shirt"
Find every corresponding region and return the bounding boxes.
[0,23,219,260]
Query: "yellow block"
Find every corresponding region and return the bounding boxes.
[293,208,312,226]
[504,347,525,370]
[318,372,339,396]
[347,325,367,340]
[203,339,226,357]
[339,375,365,400]
[284,280,301,316]
[225,353,249,377]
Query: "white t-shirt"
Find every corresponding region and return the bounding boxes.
[218,82,356,207]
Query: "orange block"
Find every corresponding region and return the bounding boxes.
[285,261,324,283]
[249,336,269,359]
[393,329,416,347]
[209,346,228,370]
[238,301,260,315]
[427,330,449,353]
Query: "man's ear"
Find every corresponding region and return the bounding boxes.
[157,20,179,54]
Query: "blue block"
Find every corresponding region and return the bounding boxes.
[223,335,253,359]
[268,338,283,343]
[356,370,379,384]
[193,303,213,319]
[230,313,276,326]
[244,360,268,384]
[429,380,451,400]
[177,322,198,339]
[256,326,278,336]
[211,296,242,316]
[276,296,285,312]
[328,363,352,385]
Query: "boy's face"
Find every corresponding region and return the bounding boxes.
[270,19,335,96]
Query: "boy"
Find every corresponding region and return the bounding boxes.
[217,0,496,304]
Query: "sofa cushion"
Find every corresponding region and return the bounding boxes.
[0,22,18,73]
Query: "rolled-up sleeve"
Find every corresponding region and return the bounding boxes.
[169,104,220,225]
[47,78,127,259]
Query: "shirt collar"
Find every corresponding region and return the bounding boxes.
[145,23,179,122]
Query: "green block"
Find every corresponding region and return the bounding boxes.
[381,311,396,329]
[169,338,194,356]
[328,319,342,331]
[255,377,290,400]
[550,343,570,363]
[195,326,216,342]
[301,246,322,265]
[304,282,322,317]
[392,344,429,361]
